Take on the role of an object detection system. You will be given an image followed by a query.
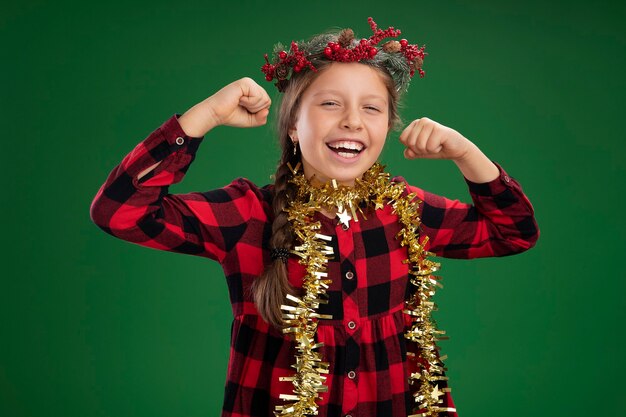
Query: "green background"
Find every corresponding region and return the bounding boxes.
[2,1,624,416]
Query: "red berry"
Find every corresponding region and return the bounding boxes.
[265,74,273,81]
[332,43,341,52]
[369,47,377,57]
[324,47,332,57]
[400,39,408,48]
[279,51,287,60]
[294,64,302,72]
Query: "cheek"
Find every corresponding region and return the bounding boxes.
[296,131,324,162]
[370,140,386,158]
[370,121,389,146]
[299,140,317,159]
[294,110,316,139]
[297,113,329,145]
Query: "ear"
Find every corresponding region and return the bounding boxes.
[289,127,298,142]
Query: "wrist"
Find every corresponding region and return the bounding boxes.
[452,141,479,164]
[178,100,219,137]
[453,143,499,183]
[200,96,221,131]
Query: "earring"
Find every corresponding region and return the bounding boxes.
[292,141,298,156]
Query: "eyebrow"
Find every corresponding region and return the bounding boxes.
[311,90,387,102]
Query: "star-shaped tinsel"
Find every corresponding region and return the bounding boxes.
[336,209,352,228]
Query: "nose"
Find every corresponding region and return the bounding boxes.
[341,105,363,130]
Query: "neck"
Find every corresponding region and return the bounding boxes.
[307,173,356,188]
[289,162,389,225]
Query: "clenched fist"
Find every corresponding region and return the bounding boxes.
[206,77,272,128]
[399,117,474,161]
[179,77,272,137]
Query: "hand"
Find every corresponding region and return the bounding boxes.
[399,117,474,161]
[179,77,272,136]
[205,77,272,128]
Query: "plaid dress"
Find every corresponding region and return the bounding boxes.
[90,115,539,417]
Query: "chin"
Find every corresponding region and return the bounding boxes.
[327,165,370,185]
[304,154,377,186]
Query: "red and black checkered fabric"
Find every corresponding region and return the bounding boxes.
[90,115,539,417]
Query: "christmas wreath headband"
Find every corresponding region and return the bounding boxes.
[261,17,427,93]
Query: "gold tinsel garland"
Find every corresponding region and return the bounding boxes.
[274,162,457,417]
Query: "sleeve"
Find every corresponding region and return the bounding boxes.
[400,161,540,259]
[89,114,268,263]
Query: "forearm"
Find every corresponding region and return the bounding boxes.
[137,108,211,180]
[90,114,203,231]
[137,161,161,180]
[178,98,220,138]
[453,142,499,183]
[409,160,539,259]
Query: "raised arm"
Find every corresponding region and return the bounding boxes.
[402,162,539,259]
[89,78,272,263]
[398,117,540,258]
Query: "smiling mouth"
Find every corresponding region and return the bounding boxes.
[326,142,365,159]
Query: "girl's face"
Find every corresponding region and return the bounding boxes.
[289,62,390,186]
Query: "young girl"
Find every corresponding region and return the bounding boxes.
[90,18,539,417]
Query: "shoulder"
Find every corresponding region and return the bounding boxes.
[390,175,427,201]
[197,178,274,221]
[200,177,271,202]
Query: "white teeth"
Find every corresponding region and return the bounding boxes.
[327,140,364,151]
[337,151,358,158]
